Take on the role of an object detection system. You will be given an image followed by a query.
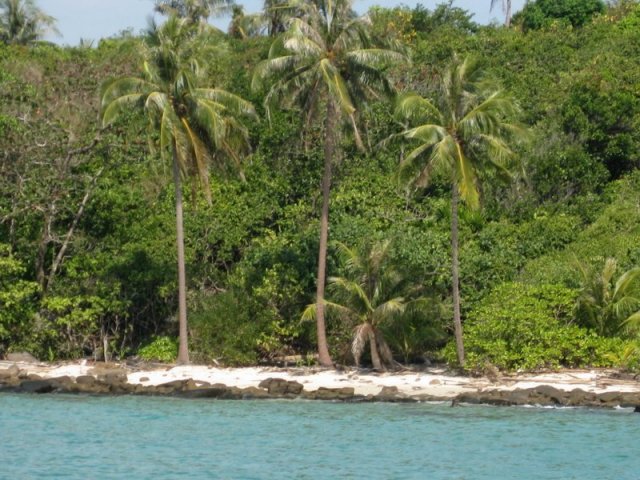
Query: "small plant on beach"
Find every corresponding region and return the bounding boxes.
[138,336,178,363]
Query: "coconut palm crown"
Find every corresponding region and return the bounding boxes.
[0,0,58,45]
[101,16,256,363]
[253,0,405,367]
[396,55,523,367]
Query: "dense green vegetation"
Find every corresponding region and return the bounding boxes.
[1,0,639,372]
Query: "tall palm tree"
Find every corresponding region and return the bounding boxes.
[253,0,404,367]
[490,0,513,27]
[303,240,415,371]
[396,56,522,367]
[576,258,640,336]
[0,0,58,45]
[101,16,256,364]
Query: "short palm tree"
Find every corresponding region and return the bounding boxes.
[303,240,413,371]
[253,0,404,367]
[0,0,58,45]
[576,258,640,336]
[396,56,523,367]
[101,16,256,364]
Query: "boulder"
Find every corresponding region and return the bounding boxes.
[0,365,20,381]
[95,369,128,384]
[373,386,413,402]
[258,378,304,396]
[238,386,271,400]
[5,352,39,363]
[306,387,355,401]
[76,375,98,385]
[176,384,238,399]
[19,379,55,394]
[566,389,596,407]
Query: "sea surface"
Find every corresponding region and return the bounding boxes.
[0,394,638,479]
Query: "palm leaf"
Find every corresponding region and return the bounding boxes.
[102,93,145,126]
[319,58,355,115]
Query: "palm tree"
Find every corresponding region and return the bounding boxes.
[576,258,640,336]
[396,56,522,367]
[253,0,404,367]
[230,1,302,39]
[303,240,415,371]
[154,0,234,26]
[101,16,256,364]
[0,0,58,45]
[490,0,513,27]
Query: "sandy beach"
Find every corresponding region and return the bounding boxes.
[2,360,639,407]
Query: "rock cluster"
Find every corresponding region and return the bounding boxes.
[456,386,640,409]
[1,368,640,409]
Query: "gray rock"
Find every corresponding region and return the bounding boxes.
[19,379,55,394]
[0,364,20,380]
[6,352,39,363]
[258,378,304,395]
[307,387,355,401]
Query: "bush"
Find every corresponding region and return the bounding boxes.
[444,282,624,371]
[138,336,178,363]
[0,245,39,355]
[188,291,262,366]
[517,0,606,30]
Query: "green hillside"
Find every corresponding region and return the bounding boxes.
[1,0,639,370]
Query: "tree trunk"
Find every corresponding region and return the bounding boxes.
[505,0,512,27]
[46,168,104,292]
[35,209,53,291]
[451,182,465,366]
[314,99,337,367]
[173,147,190,365]
[367,325,384,371]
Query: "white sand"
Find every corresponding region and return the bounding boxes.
[2,360,639,398]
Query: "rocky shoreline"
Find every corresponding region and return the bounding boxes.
[2,361,640,410]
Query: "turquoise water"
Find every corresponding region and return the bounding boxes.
[0,395,639,479]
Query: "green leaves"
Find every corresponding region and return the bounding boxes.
[448,282,622,371]
[396,56,524,211]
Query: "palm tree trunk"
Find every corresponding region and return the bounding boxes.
[173,147,190,365]
[314,99,336,368]
[368,325,384,371]
[451,182,465,366]
[505,0,512,27]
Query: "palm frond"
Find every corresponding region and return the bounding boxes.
[454,139,480,210]
[319,58,355,115]
[328,276,374,314]
[195,88,257,118]
[373,297,406,324]
[614,267,640,299]
[346,48,406,68]
[395,93,442,124]
[102,93,145,126]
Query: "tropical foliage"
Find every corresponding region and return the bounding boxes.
[1,0,640,372]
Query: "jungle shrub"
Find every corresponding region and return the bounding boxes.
[444,282,625,371]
